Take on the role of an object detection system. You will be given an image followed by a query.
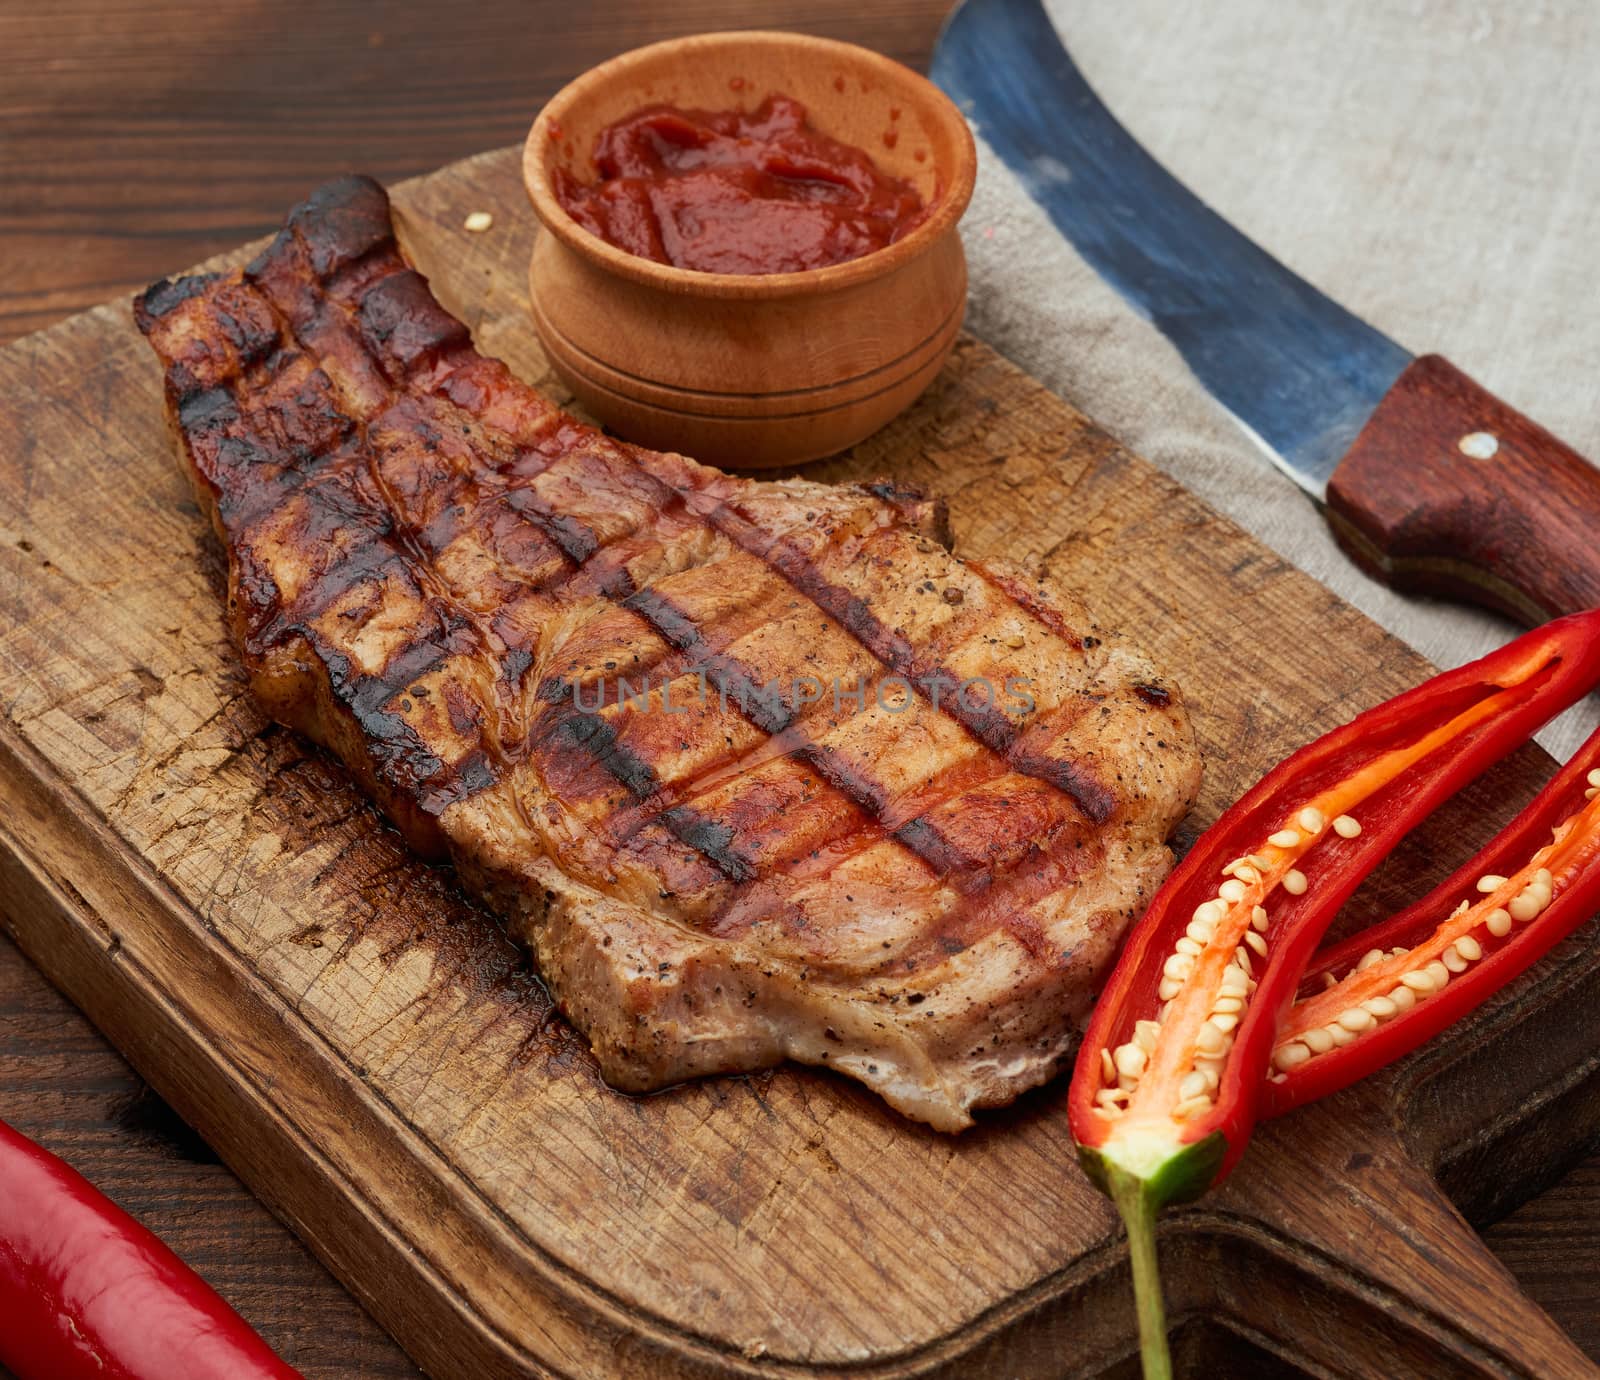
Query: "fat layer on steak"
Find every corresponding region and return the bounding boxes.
[135,175,1201,1131]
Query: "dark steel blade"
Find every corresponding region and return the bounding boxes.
[931,0,1413,497]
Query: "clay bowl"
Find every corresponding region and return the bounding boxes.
[522,31,976,468]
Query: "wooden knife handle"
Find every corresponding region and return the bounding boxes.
[1325,354,1600,625]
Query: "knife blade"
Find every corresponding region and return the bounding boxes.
[932,0,1600,626]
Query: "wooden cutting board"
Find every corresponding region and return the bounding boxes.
[2,145,1597,1380]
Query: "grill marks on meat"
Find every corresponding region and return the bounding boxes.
[136,175,1201,1130]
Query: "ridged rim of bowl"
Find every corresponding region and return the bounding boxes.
[522,30,977,301]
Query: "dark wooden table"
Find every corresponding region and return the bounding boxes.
[2,2,1597,1374]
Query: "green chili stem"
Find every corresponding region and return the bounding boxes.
[1108,1166,1172,1380]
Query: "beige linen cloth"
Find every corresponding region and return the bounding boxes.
[959,0,1600,755]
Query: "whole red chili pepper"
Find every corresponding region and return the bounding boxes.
[1067,609,1600,1380]
[0,1116,302,1380]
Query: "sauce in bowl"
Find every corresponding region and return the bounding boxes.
[551,95,930,275]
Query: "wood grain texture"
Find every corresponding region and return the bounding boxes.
[2,1,1599,1371]
[1326,353,1600,624]
[0,0,949,342]
[3,143,1600,1377]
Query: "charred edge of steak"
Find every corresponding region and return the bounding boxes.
[134,273,221,328]
[288,172,395,278]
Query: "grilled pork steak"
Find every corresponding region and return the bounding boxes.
[135,176,1200,1131]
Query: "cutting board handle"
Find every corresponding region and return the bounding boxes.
[1222,1095,1599,1379]
[1325,354,1600,625]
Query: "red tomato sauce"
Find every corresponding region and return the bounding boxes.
[552,95,930,275]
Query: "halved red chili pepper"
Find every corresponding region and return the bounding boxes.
[1264,715,1600,1114]
[1067,610,1600,1380]
[0,1115,302,1380]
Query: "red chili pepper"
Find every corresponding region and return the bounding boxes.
[1067,610,1600,1380]
[0,1116,302,1380]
